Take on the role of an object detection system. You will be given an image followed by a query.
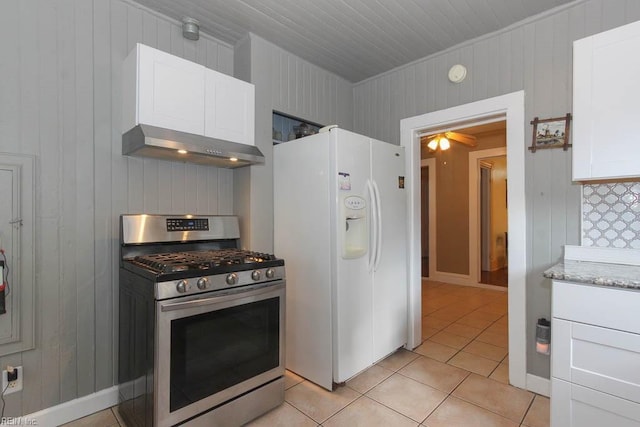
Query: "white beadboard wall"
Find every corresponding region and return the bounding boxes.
[0,0,236,416]
[352,0,640,379]
[233,34,353,253]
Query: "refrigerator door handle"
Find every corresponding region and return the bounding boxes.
[372,180,383,271]
[366,179,377,271]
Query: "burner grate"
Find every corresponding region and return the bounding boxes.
[132,249,276,274]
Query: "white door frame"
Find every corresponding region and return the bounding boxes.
[469,148,507,285]
[401,91,527,390]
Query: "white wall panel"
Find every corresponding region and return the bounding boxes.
[352,0,639,379]
[233,34,353,253]
[0,0,235,416]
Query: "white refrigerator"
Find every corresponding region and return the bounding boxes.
[274,127,407,391]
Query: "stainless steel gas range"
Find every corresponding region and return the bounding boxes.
[117,214,285,427]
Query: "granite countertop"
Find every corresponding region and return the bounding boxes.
[544,260,640,290]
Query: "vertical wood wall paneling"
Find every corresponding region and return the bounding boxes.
[106,0,128,392]
[207,167,221,215]
[0,2,22,417]
[184,167,198,210]
[74,0,97,399]
[59,0,79,403]
[218,170,234,215]
[15,0,39,415]
[217,45,234,76]
[628,0,640,20]
[92,0,114,403]
[528,16,555,379]
[351,0,640,379]
[38,0,63,411]
[0,2,19,153]
[171,163,187,213]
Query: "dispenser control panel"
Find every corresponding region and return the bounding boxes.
[344,196,366,210]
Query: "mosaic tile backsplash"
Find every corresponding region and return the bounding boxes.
[583,183,640,249]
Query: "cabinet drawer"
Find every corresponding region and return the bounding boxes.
[552,281,640,334]
[552,318,640,403]
[552,378,640,427]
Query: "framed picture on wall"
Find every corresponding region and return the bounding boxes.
[529,113,572,152]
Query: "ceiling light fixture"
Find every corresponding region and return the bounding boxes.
[177,149,188,154]
[427,134,451,151]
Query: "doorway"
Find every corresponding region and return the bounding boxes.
[479,156,508,287]
[402,91,527,390]
[421,124,507,289]
[469,148,508,289]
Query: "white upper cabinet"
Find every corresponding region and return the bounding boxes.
[122,43,255,146]
[122,43,206,135]
[573,20,640,181]
[205,69,255,146]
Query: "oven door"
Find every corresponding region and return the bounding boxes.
[155,281,285,427]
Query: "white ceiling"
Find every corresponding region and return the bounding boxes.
[133,0,577,82]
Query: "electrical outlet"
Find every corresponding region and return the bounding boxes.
[2,366,23,395]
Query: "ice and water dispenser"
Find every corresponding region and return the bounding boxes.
[342,195,368,259]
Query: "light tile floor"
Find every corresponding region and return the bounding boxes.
[63,280,550,427]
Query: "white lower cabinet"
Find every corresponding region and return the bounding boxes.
[551,281,640,427]
[552,379,640,427]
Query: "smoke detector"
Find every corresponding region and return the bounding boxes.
[448,64,467,83]
[182,17,200,40]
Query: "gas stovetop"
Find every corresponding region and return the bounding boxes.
[124,248,284,282]
[119,214,286,298]
[131,249,280,274]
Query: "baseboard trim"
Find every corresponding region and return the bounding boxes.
[526,373,550,397]
[26,385,119,426]
[429,271,473,286]
[426,274,507,292]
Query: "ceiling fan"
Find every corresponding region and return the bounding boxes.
[422,131,477,151]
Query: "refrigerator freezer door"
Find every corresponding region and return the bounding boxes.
[274,132,335,390]
[371,140,408,362]
[333,129,374,383]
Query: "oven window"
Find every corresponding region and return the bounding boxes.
[170,297,280,412]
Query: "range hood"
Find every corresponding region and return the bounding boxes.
[122,124,265,168]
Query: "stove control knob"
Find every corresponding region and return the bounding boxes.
[226,273,238,285]
[251,270,261,281]
[265,268,275,279]
[176,280,188,294]
[197,277,210,290]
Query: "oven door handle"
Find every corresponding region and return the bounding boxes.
[160,283,285,312]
